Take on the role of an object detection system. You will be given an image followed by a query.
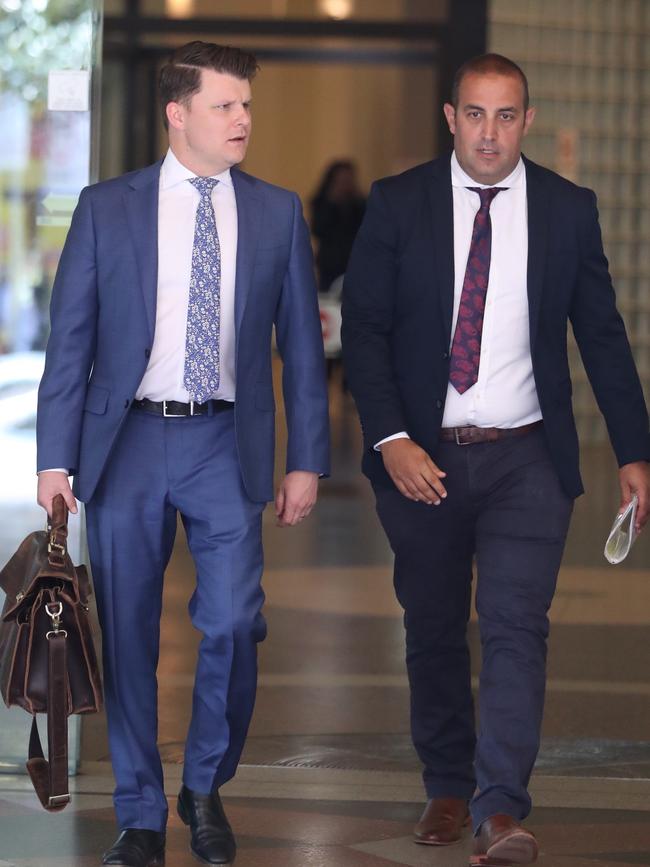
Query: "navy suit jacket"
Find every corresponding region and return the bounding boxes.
[341,154,649,498]
[37,161,330,503]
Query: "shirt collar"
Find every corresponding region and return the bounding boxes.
[451,151,524,190]
[160,147,233,190]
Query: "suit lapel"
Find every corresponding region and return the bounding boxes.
[426,156,455,343]
[524,157,549,352]
[232,169,264,335]
[124,161,162,343]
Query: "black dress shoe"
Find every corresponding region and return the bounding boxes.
[102,829,166,866]
[177,784,236,865]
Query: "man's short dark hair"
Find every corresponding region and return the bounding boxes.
[159,41,259,127]
[451,53,529,112]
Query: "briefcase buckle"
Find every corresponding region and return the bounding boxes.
[48,793,70,808]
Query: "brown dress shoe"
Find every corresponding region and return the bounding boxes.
[470,814,538,865]
[414,797,469,845]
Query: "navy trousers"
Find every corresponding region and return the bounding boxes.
[85,407,266,832]
[374,427,573,828]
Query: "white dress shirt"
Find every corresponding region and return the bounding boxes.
[376,151,541,450]
[136,146,237,402]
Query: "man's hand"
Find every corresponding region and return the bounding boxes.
[380,438,447,504]
[37,471,78,517]
[275,470,319,527]
[618,461,650,532]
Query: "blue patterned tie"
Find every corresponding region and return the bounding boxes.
[184,176,221,403]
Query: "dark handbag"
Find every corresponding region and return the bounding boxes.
[0,494,103,811]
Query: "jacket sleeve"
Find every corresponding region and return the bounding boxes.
[36,187,98,474]
[570,188,650,466]
[341,181,408,451]
[274,192,330,477]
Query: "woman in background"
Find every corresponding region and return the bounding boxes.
[311,160,365,294]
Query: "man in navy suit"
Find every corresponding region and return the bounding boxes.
[342,54,649,866]
[37,42,329,867]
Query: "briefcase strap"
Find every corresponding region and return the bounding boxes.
[26,632,70,811]
[47,494,69,570]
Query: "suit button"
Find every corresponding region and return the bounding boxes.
[124,399,130,408]
[436,399,443,409]
[442,351,449,359]
[144,348,151,359]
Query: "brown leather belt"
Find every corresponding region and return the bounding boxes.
[439,420,542,446]
[132,398,234,417]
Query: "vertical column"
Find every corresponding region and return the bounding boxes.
[437,0,488,153]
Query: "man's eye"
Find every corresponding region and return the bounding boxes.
[501,113,514,121]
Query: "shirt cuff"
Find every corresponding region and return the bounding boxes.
[38,469,70,475]
[374,432,410,451]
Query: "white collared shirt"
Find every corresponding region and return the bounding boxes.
[376,152,541,450]
[442,152,541,428]
[136,147,237,402]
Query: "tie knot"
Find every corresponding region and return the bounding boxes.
[190,176,219,197]
[468,186,505,209]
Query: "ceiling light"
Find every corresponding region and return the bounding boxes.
[318,0,354,20]
[166,0,193,18]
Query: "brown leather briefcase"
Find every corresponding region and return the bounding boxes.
[0,494,103,811]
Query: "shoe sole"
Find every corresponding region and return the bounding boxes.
[102,850,164,866]
[470,859,520,866]
[190,847,234,866]
[414,835,463,846]
[470,832,538,866]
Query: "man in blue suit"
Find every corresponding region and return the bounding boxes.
[342,54,649,866]
[37,41,329,867]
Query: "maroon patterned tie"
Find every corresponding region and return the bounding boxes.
[449,186,505,394]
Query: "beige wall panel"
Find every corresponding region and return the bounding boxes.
[244,61,435,206]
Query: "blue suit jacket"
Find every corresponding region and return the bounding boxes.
[342,154,650,498]
[37,161,330,503]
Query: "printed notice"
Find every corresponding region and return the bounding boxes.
[48,70,90,112]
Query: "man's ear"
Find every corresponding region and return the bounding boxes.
[522,105,536,136]
[443,103,457,135]
[166,101,185,131]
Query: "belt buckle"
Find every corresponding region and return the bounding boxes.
[162,400,186,418]
[454,427,472,446]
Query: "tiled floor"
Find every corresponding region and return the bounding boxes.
[1,773,650,866]
[1,369,649,865]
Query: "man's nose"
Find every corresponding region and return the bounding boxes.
[483,116,497,141]
[235,105,251,126]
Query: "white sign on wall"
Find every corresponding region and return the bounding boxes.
[47,70,90,112]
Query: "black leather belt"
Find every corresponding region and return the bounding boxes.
[132,398,234,417]
[439,420,542,446]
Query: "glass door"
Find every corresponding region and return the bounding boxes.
[0,0,102,774]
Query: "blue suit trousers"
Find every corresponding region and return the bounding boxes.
[85,407,266,831]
